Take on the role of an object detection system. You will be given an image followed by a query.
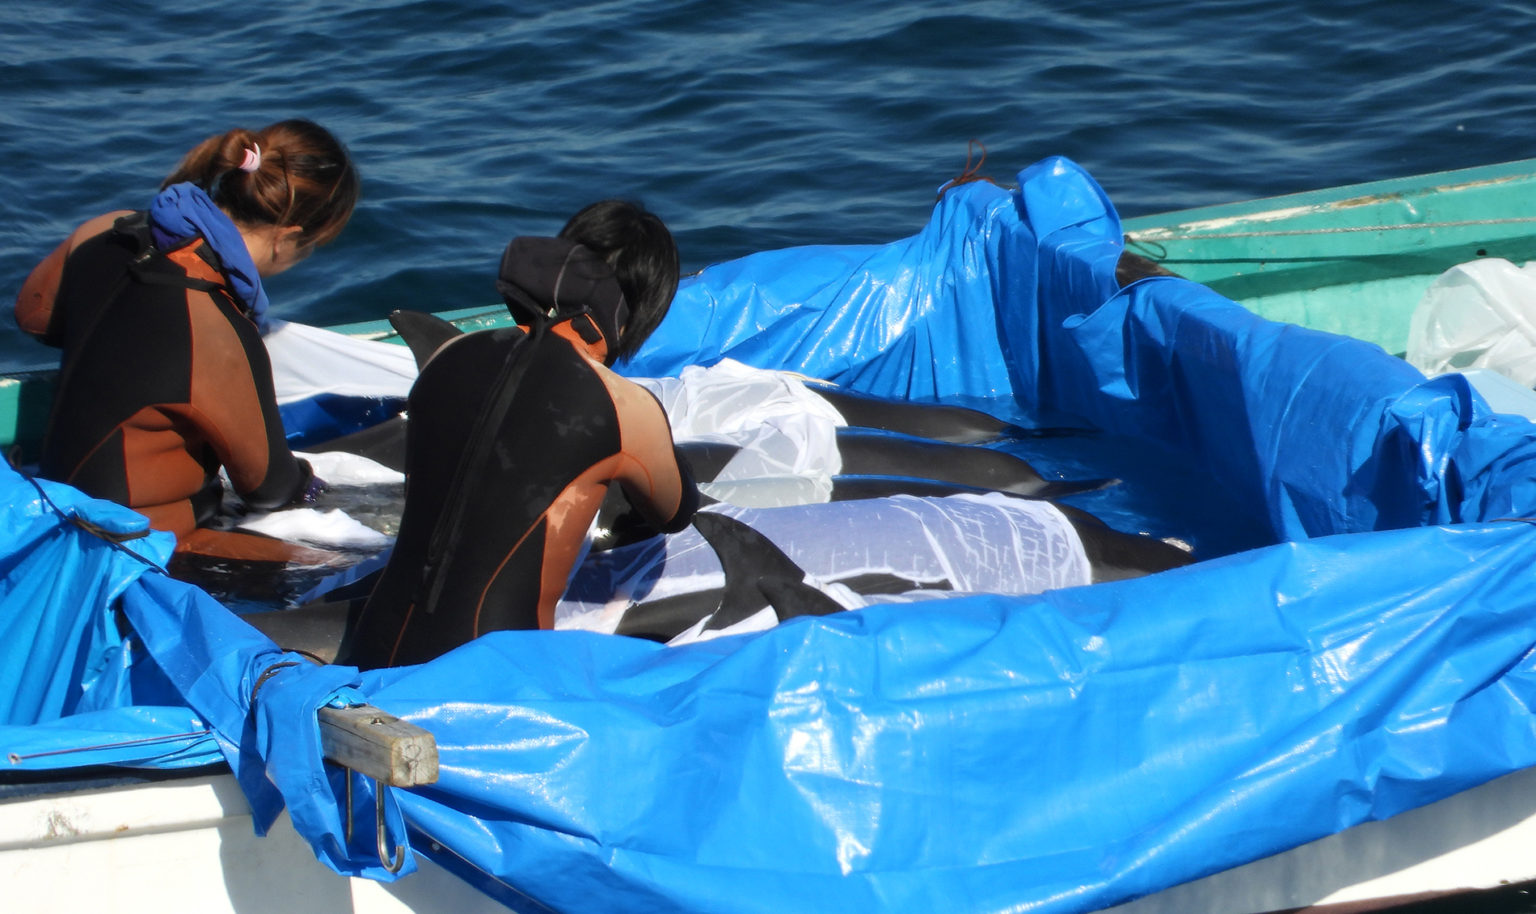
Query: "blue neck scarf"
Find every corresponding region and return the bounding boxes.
[148,182,271,332]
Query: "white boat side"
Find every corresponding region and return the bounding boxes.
[5,762,1536,912]
[0,771,517,914]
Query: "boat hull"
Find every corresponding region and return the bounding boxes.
[1121,157,1536,354]
[0,772,513,914]
[6,761,1536,913]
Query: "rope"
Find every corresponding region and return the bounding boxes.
[8,729,214,763]
[249,661,300,704]
[19,470,164,571]
[1127,216,1536,244]
[936,139,1011,199]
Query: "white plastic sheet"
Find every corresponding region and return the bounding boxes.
[1408,258,1536,386]
[638,358,846,506]
[265,319,418,404]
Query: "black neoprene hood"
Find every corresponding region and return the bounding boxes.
[496,236,629,362]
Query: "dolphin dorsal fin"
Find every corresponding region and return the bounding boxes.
[388,309,465,370]
[690,512,843,630]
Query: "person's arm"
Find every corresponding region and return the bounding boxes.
[183,286,314,511]
[603,371,700,533]
[15,212,130,345]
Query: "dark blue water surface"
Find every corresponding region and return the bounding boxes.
[3,0,1534,370]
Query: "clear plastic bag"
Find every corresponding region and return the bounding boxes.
[1407,258,1536,387]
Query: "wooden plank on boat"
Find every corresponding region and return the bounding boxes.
[318,705,438,787]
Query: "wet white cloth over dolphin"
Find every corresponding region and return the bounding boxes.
[236,507,391,549]
[635,358,846,506]
[556,493,1092,643]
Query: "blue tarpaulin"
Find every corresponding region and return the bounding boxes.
[4,156,1536,912]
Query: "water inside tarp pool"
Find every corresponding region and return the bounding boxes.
[979,396,1275,558]
[174,398,1266,615]
[168,482,401,615]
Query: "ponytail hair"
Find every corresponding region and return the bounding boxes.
[162,119,359,247]
[558,199,679,362]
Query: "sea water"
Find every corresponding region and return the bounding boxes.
[4,0,1535,371]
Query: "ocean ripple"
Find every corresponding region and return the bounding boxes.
[3,0,1534,369]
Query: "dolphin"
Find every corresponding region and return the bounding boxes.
[807,383,1089,444]
[831,427,1114,499]
[383,309,1087,446]
[385,308,464,369]
[613,512,846,642]
[310,421,1114,505]
[241,500,1193,658]
[589,493,1195,644]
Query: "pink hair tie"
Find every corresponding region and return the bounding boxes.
[238,143,262,173]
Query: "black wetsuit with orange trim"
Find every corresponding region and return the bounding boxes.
[15,211,314,557]
[341,325,699,669]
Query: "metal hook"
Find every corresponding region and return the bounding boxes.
[343,768,406,874]
[375,777,406,874]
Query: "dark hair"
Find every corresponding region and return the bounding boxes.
[558,199,678,361]
[162,119,359,247]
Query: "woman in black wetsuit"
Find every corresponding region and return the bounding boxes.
[340,200,700,668]
[15,119,359,562]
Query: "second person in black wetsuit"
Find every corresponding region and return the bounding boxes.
[340,201,700,669]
